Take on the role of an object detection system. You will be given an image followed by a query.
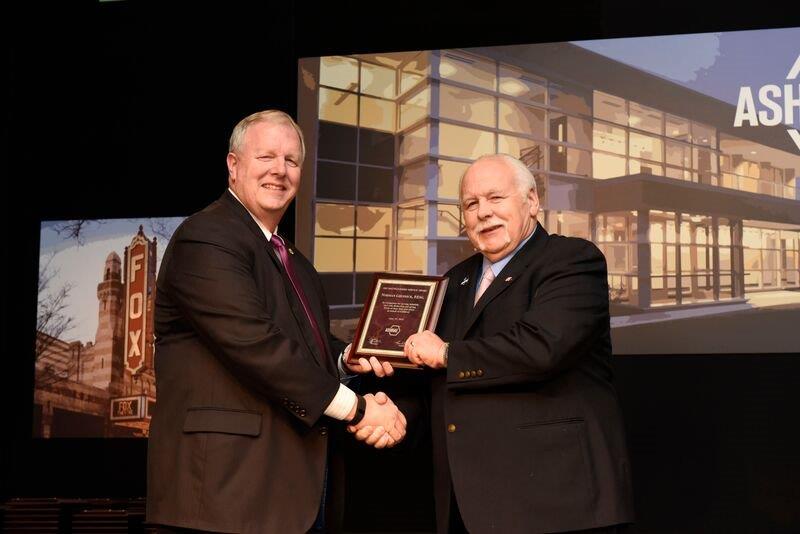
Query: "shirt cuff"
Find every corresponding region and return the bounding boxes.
[338,344,357,380]
[338,355,357,380]
[323,383,358,421]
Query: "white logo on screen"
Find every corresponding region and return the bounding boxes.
[734,53,800,151]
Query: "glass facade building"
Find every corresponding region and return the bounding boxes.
[297,44,800,332]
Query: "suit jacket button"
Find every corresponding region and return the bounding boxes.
[477,369,484,377]
[458,371,466,379]
[469,371,476,378]
[300,410,307,417]
[319,426,328,436]
[447,423,456,433]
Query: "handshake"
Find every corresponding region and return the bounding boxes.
[342,331,446,449]
[346,391,406,449]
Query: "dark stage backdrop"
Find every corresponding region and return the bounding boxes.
[3,2,800,532]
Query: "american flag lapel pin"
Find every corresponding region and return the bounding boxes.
[461,276,469,286]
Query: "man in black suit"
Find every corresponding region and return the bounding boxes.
[146,110,405,534]
[402,154,634,533]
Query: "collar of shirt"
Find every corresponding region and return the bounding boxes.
[481,222,538,278]
[228,187,277,242]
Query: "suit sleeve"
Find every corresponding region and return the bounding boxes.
[160,223,341,426]
[446,241,609,390]
[328,334,348,364]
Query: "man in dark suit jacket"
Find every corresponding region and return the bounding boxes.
[146,110,405,534]
[403,154,634,533]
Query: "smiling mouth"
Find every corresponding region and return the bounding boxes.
[261,183,285,191]
[480,224,502,235]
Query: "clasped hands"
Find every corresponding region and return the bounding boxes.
[342,343,405,448]
[342,333,446,449]
[346,391,406,449]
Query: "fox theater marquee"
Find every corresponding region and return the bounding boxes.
[110,227,157,434]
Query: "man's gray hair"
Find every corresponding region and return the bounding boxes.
[228,110,306,162]
[459,153,537,201]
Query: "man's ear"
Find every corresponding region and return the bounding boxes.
[226,152,238,183]
[528,188,540,218]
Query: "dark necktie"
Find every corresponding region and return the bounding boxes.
[270,234,330,360]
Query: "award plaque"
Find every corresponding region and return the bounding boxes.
[348,273,448,369]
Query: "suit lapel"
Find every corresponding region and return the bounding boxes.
[283,238,336,373]
[220,190,283,270]
[219,191,332,371]
[460,225,549,339]
[454,254,483,340]
[271,238,331,371]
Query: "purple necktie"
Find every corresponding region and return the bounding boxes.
[270,235,330,360]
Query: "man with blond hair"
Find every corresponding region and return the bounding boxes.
[147,110,405,533]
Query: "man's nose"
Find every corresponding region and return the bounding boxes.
[477,199,492,219]
[270,156,286,176]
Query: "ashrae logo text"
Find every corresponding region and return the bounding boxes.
[734,53,800,150]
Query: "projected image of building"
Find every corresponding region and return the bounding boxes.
[296,40,800,353]
[33,222,182,438]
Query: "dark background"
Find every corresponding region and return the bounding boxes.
[3,1,800,532]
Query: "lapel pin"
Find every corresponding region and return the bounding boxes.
[461,277,469,286]
[505,276,513,282]
[288,248,295,255]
